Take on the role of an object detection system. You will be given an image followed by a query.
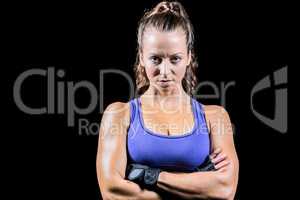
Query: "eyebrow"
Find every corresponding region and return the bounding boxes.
[149,52,184,57]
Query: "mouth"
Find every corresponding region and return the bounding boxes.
[158,79,171,82]
[157,79,172,88]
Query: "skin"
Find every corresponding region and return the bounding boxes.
[96,27,239,200]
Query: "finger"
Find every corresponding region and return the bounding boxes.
[211,153,227,164]
[210,149,222,160]
[215,160,230,170]
[213,148,221,154]
[210,148,222,159]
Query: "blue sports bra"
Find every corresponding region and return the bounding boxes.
[127,97,211,172]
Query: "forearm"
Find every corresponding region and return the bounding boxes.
[157,171,229,199]
[101,178,162,200]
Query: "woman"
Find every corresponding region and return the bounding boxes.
[96,1,239,199]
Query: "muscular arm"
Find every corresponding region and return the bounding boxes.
[96,102,162,200]
[156,106,239,200]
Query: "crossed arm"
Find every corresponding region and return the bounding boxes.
[96,102,239,200]
[96,102,161,200]
[155,105,239,199]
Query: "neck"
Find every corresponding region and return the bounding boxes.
[142,84,190,108]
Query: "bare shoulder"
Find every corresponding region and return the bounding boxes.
[104,101,130,115]
[202,104,228,116]
[201,104,234,137]
[97,101,131,181]
[101,101,131,131]
[202,104,231,124]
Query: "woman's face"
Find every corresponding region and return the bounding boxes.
[140,27,191,93]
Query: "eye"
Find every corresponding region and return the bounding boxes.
[170,56,182,64]
[149,56,162,65]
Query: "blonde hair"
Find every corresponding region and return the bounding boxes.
[134,1,198,96]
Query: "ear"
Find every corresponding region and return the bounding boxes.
[139,50,145,67]
[187,50,192,66]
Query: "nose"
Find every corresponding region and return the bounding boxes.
[160,61,171,76]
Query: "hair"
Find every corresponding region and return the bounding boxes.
[134,1,198,96]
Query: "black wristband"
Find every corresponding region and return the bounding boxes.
[126,164,149,182]
[144,168,161,186]
[125,163,161,190]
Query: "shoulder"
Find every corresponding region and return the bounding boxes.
[201,104,233,134]
[193,98,228,117]
[104,101,130,113]
[101,101,131,129]
[202,105,228,116]
[201,104,231,124]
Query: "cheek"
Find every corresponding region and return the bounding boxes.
[175,65,187,80]
[144,65,157,79]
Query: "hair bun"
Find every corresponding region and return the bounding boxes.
[153,1,182,16]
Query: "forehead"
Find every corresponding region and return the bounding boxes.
[142,27,187,54]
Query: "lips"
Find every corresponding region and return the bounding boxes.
[157,79,172,88]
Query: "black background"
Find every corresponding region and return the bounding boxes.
[5,0,293,199]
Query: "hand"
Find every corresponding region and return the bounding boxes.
[210,148,231,171]
[126,164,161,190]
